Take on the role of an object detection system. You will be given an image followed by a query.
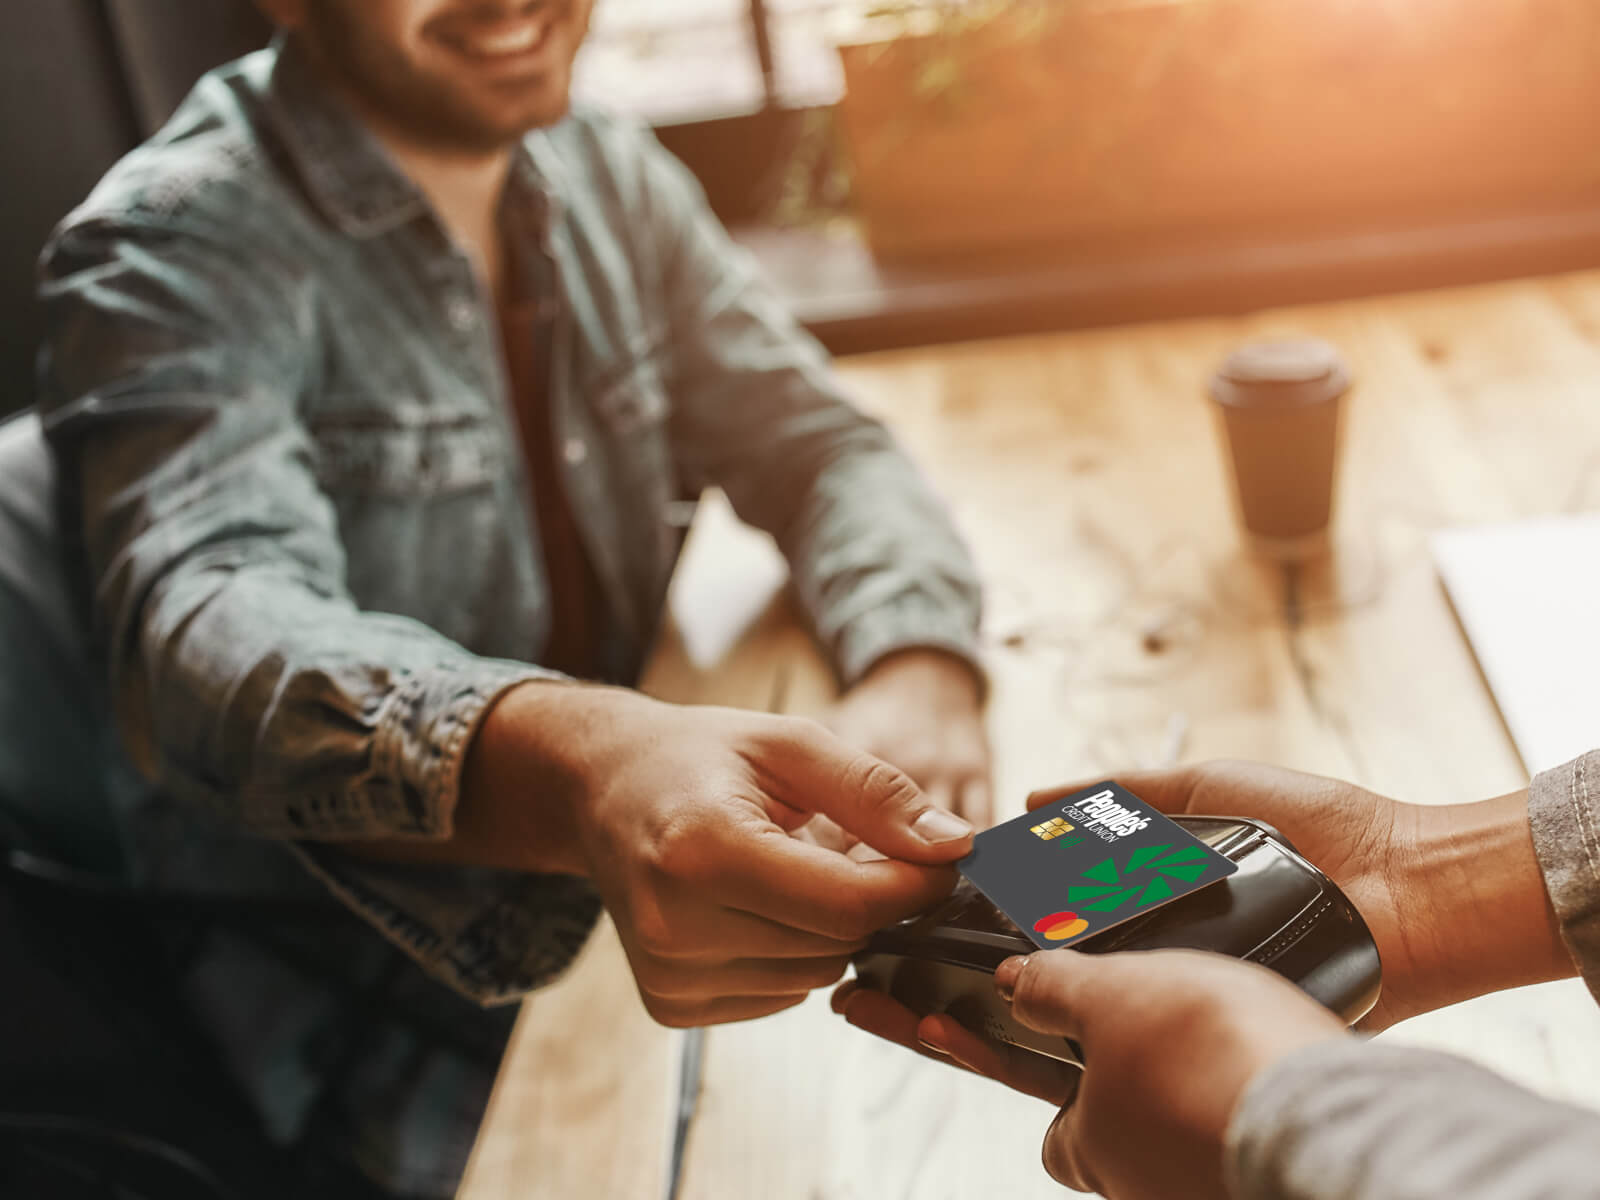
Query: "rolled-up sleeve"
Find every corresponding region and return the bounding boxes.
[38,215,596,1001]
[630,128,985,690]
[1528,749,1600,1001]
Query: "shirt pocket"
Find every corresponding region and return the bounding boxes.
[307,409,504,499]
[304,406,528,653]
[584,333,671,438]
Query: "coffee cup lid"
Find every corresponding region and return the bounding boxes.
[1209,338,1351,408]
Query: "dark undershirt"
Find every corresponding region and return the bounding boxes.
[496,267,603,679]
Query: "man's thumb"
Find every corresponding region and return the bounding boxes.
[767,720,974,865]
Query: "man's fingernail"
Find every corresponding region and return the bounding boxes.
[994,955,1027,1003]
[917,1035,948,1056]
[913,808,973,843]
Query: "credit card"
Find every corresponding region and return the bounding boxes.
[958,781,1239,950]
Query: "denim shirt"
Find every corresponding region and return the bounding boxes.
[33,41,981,1186]
[38,37,982,1000]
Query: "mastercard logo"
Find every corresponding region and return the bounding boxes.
[1033,911,1089,941]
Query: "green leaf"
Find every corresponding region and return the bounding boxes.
[1081,858,1120,885]
[1079,887,1138,912]
[1138,876,1174,905]
[1125,844,1174,871]
[1147,845,1209,870]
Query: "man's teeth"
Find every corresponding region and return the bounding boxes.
[462,21,547,56]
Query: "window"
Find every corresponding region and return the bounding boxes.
[574,1,951,124]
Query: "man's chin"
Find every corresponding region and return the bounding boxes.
[509,96,573,134]
[465,85,574,140]
[410,95,572,155]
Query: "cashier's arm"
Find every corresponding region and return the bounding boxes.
[836,759,1583,1200]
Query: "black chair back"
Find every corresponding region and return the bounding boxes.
[0,0,270,419]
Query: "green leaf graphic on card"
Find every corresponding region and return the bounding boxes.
[1080,858,1120,885]
[1125,844,1174,871]
[1066,846,1216,913]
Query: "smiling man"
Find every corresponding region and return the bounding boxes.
[32,1,989,1195]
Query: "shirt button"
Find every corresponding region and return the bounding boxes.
[563,437,588,465]
[445,295,477,332]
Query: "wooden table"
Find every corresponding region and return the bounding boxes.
[458,269,1600,1200]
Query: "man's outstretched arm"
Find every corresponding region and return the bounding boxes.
[40,211,585,998]
[618,122,992,820]
[41,212,971,1011]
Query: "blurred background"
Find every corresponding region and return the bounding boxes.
[5,6,1600,1197]
[4,0,1599,393]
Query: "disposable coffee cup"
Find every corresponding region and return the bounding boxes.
[1209,339,1351,561]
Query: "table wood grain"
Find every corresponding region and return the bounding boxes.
[458,268,1600,1200]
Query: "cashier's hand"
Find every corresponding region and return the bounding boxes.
[1029,760,1574,1031]
[1029,762,1421,1028]
[937,949,1343,1200]
[824,650,994,828]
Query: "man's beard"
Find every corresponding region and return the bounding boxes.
[301,3,571,155]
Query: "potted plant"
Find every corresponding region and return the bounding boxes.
[831,0,1600,262]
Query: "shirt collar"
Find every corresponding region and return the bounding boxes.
[264,34,565,245]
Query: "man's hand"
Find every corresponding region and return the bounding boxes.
[928,949,1344,1200]
[456,682,975,1027]
[823,649,993,828]
[1026,761,1572,1029]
